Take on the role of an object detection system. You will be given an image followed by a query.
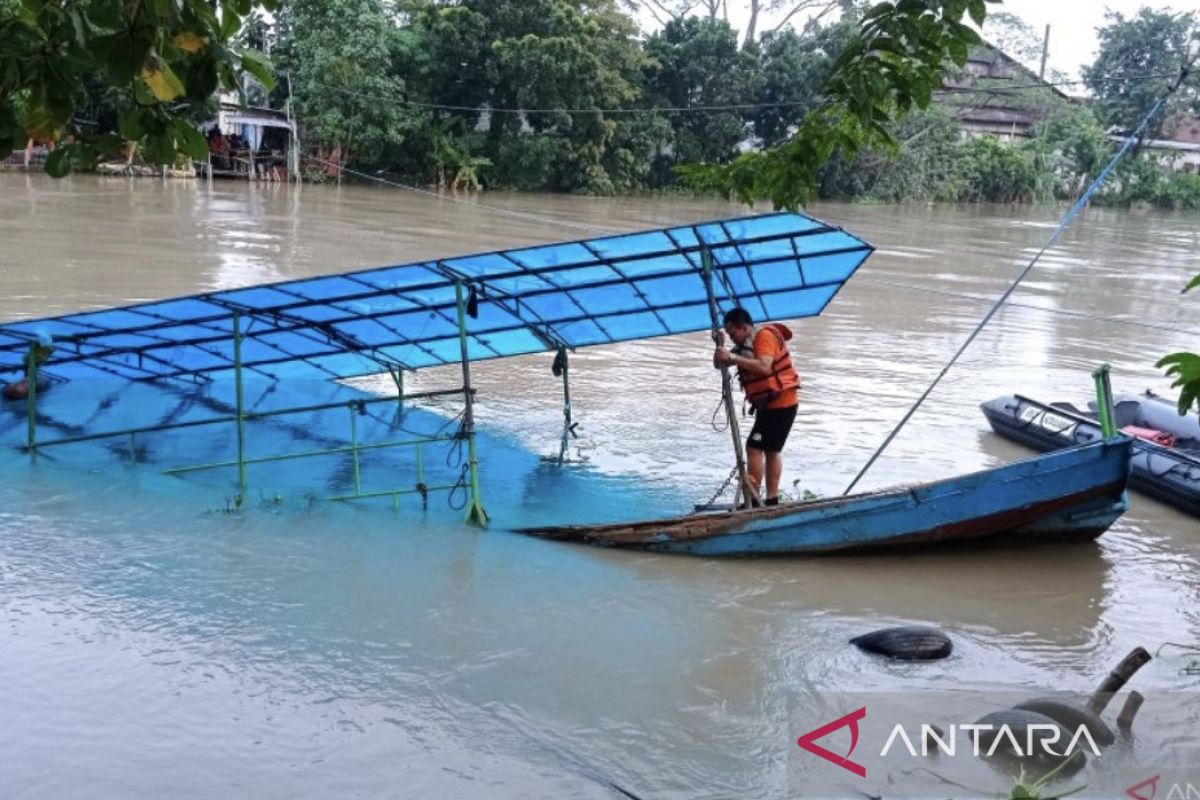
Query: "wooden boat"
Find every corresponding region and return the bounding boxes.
[982,392,1200,517]
[514,438,1133,556]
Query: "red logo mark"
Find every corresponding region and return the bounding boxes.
[1127,775,1160,800]
[797,707,868,778]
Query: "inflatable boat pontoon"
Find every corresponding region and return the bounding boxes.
[981,390,1200,517]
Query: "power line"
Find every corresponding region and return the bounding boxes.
[302,155,614,234]
[312,71,1181,118]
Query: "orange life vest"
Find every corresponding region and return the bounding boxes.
[733,323,800,409]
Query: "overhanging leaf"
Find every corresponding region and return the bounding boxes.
[240,50,276,91]
[44,146,71,178]
[219,8,243,41]
[1155,352,1200,414]
[173,33,209,54]
[24,102,66,141]
[1184,273,1200,293]
[140,62,186,102]
[173,121,209,160]
[118,109,146,141]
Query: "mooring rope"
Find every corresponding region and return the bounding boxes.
[842,57,1197,496]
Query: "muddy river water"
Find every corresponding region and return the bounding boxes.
[1,173,1198,798]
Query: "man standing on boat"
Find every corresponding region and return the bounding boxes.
[713,308,800,506]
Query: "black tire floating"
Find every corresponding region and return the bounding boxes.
[850,626,953,661]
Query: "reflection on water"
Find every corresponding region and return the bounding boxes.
[1,175,1199,798]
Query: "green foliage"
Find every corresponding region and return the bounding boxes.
[982,11,1044,72]
[0,0,276,173]
[956,135,1037,202]
[1155,172,1200,210]
[681,0,1002,209]
[1157,349,1200,415]
[1027,105,1112,198]
[643,17,757,163]
[274,0,418,169]
[402,0,651,194]
[1158,275,1200,414]
[751,21,855,147]
[1082,8,1200,142]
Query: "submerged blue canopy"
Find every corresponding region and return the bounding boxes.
[0,212,873,383]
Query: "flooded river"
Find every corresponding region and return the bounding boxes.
[1,173,1198,798]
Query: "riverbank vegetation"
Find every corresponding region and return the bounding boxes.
[6,1,1200,210]
[264,1,1200,209]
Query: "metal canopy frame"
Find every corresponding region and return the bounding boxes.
[0,212,873,384]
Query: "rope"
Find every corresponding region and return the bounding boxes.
[302,156,612,235]
[447,463,470,511]
[858,278,1200,339]
[710,394,730,433]
[842,57,1197,497]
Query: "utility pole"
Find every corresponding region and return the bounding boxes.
[1039,24,1051,81]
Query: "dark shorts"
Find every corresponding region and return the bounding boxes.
[746,404,798,454]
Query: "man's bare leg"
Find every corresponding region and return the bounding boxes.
[745,447,765,502]
[765,452,784,500]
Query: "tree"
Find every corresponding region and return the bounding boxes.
[0,0,276,175]
[982,11,1042,72]
[623,0,858,47]
[273,0,418,172]
[744,0,848,47]
[679,0,1001,209]
[643,17,757,164]
[409,0,651,194]
[1082,8,1200,143]
[619,0,698,28]
[751,18,855,147]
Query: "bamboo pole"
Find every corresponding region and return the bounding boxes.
[700,247,759,509]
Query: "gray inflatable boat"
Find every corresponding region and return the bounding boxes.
[981,390,1200,517]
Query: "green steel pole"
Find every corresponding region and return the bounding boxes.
[455,281,489,528]
[349,406,362,496]
[25,342,38,460]
[1092,364,1118,440]
[390,366,404,405]
[233,313,248,505]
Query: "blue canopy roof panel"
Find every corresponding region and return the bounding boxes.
[0,212,873,383]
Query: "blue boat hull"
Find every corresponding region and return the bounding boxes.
[515,439,1133,556]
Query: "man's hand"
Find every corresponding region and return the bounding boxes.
[713,348,735,367]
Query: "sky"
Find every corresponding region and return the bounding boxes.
[996,0,1200,79]
[635,1,1200,81]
